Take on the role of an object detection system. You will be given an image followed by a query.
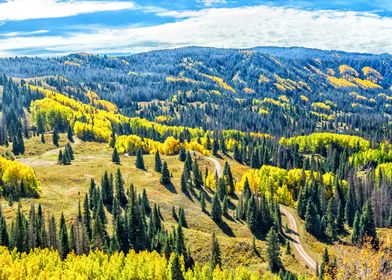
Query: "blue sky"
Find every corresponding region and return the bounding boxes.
[0,0,391,57]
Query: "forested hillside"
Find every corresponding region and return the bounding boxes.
[0,47,391,279]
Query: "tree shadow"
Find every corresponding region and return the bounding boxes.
[216,220,235,237]
[183,188,194,202]
[162,182,177,194]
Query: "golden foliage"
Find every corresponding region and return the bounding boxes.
[339,65,359,77]
[201,74,236,93]
[327,76,357,88]
[353,78,382,89]
[311,102,332,111]
[0,156,40,195]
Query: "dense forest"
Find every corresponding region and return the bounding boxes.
[0,47,391,279]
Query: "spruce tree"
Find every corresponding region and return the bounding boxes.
[160,161,171,184]
[178,147,186,161]
[109,130,116,148]
[359,199,377,246]
[112,148,120,164]
[192,160,203,189]
[58,213,69,259]
[135,148,145,170]
[211,194,222,222]
[200,192,206,212]
[170,253,184,280]
[345,183,357,227]
[233,144,241,162]
[326,199,337,240]
[53,128,59,147]
[67,125,74,143]
[58,150,63,164]
[212,137,219,155]
[154,150,162,172]
[223,161,234,195]
[351,210,360,244]
[266,227,282,273]
[101,171,113,206]
[114,168,127,206]
[180,172,187,193]
[210,231,221,269]
[222,195,229,217]
[305,200,320,236]
[40,132,45,143]
[178,206,187,228]
[83,194,92,239]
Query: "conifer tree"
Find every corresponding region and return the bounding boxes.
[53,128,59,147]
[200,192,206,212]
[223,161,234,195]
[210,231,221,269]
[112,148,120,164]
[266,227,282,273]
[58,213,69,259]
[114,168,127,206]
[212,137,219,155]
[135,148,145,170]
[101,171,113,205]
[83,194,92,239]
[160,161,171,184]
[345,184,357,227]
[180,172,187,193]
[178,146,186,161]
[211,194,222,222]
[172,206,178,221]
[216,177,227,201]
[170,253,184,280]
[351,210,360,244]
[109,130,116,148]
[154,150,162,172]
[178,206,187,228]
[58,150,63,164]
[67,125,74,143]
[359,199,377,246]
[222,195,229,217]
[48,215,57,250]
[192,160,203,189]
[326,199,337,240]
[233,144,241,162]
[305,200,320,236]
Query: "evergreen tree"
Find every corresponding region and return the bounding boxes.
[223,161,234,195]
[52,128,59,147]
[135,148,145,170]
[345,183,357,227]
[359,199,377,246]
[67,125,74,143]
[178,147,186,161]
[112,148,120,164]
[160,161,171,184]
[114,168,127,206]
[305,200,320,236]
[351,210,360,244]
[233,144,241,162]
[101,171,113,205]
[212,137,219,155]
[178,206,187,228]
[222,195,229,216]
[211,194,222,222]
[266,227,282,273]
[58,150,63,164]
[210,231,221,269]
[200,192,206,212]
[170,253,184,280]
[109,130,116,148]
[192,160,203,189]
[83,194,92,239]
[216,177,227,201]
[326,199,337,240]
[154,150,162,172]
[58,213,69,259]
[180,172,187,193]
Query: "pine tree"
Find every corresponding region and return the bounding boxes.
[53,128,59,147]
[112,148,120,164]
[83,194,92,239]
[305,200,320,236]
[359,199,377,246]
[135,148,145,170]
[109,130,116,148]
[67,125,74,143]
[266,227,282,273]
[200,192,206,212]
[211,194,222,222]
[178,206,187,228]
[212,137,219,155]
[223,161,234,195]
[345,183,357,227]
[114,168,127,206]
[180,172,187,193]
[351,210,360,244]
[222,195,229,216]
[210,231,221,269]
[58,213,69,259]
[326,199,337,240]
[170,253,184,280]
[178,147,186,161]
[192,160,203,189]
[58,150,63,164]
[154,150,162,172]
[48,215,57,250]
[101,171,113,205]
[216,177,227,201]
[172,206,178,221]
[233,144,241,162]
[160,161,171,184]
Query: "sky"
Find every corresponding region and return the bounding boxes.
[0,0,391,57]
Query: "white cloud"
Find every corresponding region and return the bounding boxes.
[0,5,392,56]
[0,0,135,21]
[201,0,227,7]
[1,30,49,37]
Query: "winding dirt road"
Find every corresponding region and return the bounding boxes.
[280,205,318,272]
[203,155,318,273]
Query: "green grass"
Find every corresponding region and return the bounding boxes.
[0,133,311,275]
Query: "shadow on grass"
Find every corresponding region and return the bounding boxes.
[162,182,177,194]
[215,219,235,237]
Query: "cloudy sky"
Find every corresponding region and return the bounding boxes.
[0,0,391,57]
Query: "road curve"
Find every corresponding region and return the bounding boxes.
[206,156,222,177]
[203,155,317,272]
[280,205,318,272]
